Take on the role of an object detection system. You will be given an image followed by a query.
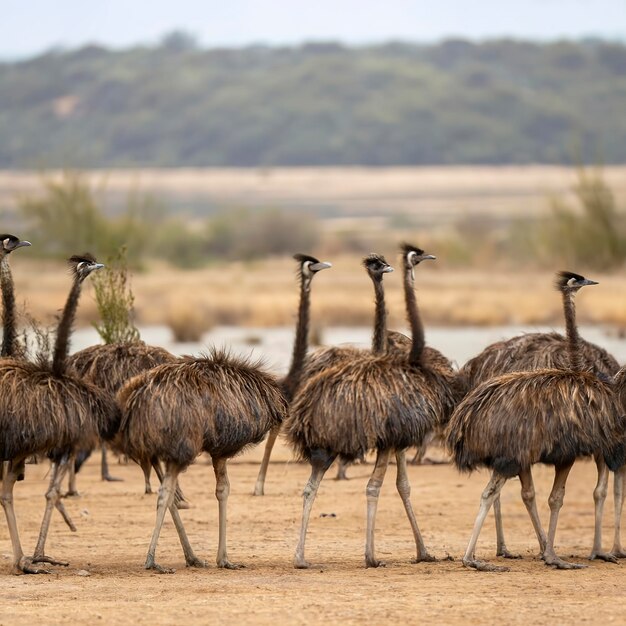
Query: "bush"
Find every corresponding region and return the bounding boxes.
[92,246,140,344]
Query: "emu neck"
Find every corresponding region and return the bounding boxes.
[52,276,83,377]
[283,277,311,401]
[371,278,387,356]
[562,290,581,371]
[404,267,425,365]
[0,256,17,358]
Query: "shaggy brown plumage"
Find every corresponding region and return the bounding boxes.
[447,370,626,478]
[460,332,619,392]
[69,341,176,393]
[288,356,458,462]
[0,360,119,461]
[118,350,286,465]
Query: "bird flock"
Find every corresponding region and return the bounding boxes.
[0,233,625,575]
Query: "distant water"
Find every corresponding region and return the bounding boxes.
[71,325,626,375]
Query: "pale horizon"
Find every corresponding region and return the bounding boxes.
[2,0,625,60]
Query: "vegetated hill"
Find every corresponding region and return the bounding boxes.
[1,38,626,167]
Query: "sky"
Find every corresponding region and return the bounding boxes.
[2,0,625,59]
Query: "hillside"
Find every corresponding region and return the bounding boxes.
[1,38,626,167]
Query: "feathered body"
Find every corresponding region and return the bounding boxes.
[447,369,626,478]
[289,356,458,462]
[0,359,119,460]
[118,350,286,465]
[460,331,619,392]
[68,341,176,394]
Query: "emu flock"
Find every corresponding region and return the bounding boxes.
[1,233,626,575]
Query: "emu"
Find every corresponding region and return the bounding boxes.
[0,255,119,573]
[446,272,626,571]
[117,350,287,572]
[287,244,458,568]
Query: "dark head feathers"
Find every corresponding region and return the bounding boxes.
[400,243,425,257]
[555,271,598,291]
[293,253,321,265]
[0,235,31,253]
[362,253,390,269]
[69,253,97,265]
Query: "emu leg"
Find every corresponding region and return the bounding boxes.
[151,459,189,508]
[141,459,153,494]
[394,449,435,562]
[65,456,79,497]
[101,445,122,482]
[610,465,626,558]
[589,457,616,562]
[166,500,207,568]
[335,460,349,480]
[462,471,508,572]
[365,449,391,568]
[145,465,180,574]
[212,457,242,569]
[32,457,73,566]
[493,495,519,559]
[1,460,50,574]
[294,451,335,569]
[543,463,586,569]
[253,425,280,496]
[518,467,547,554]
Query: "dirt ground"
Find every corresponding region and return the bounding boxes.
[1,441,626,626]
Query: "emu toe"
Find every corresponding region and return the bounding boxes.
[17,556,52,575]
[31,553,69,567]
[588,550,619,564]
[463,557,510,573]
[543,555,587,570]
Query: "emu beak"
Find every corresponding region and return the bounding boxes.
[15,240,31,249]
[310,261,332,272]
[93,263,105,271]
[581,278,598,286]
[421,254,436,261]
[383,266,394,273]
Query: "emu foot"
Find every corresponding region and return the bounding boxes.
[462,557,510,572]
[185,556,208,568]
[334,469,348,480]
[252,484,265,496]
[16,556,52,575]
[294,555,312,569]
[144,559,176,574]
[217,559,244,570]
[412,552,437,564]
[63,490,80,499]
[365,557,386,568]
[420,457,448,465]
[543,554,587,570]
[102,473,123,482]
[175,499,191,510]
[610,547,626,559]
[588,550,619,564]
[496,547,522,559]
[31,553,69,567]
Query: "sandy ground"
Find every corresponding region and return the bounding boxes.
[2,441,626,626]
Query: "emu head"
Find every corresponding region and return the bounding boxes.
[555,271,598,294]
[400,243,436,280]
[68,253,104,281]
[0,234,31,258]
[362,253,393,282]
[294,253,332,290]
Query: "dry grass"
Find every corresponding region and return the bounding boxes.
[8,256,626,331]
[3,166,626,225]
